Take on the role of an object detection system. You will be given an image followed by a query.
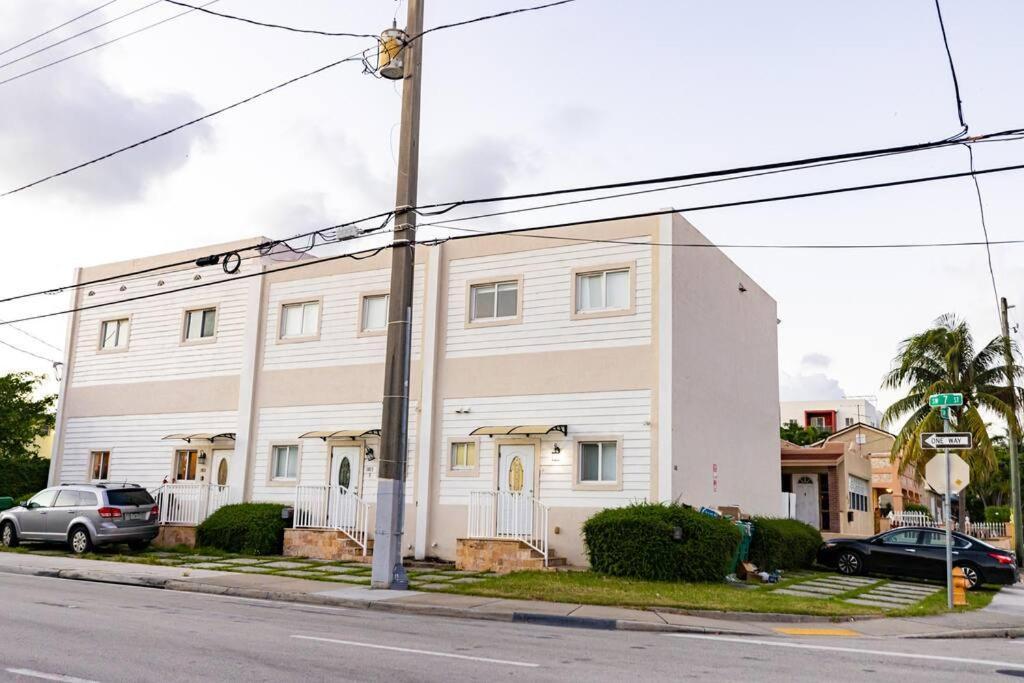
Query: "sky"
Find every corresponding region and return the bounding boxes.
[0,0,1022,427]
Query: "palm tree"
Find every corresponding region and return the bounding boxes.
[881,314,1021,477]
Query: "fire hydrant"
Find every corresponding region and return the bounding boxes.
[951,567,969,606]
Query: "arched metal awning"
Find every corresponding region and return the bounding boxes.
[162,432,236,443]
[298,428,382,442]
[469,425,567,437]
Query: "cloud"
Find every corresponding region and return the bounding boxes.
[424,137,525,200]
[0,8,211,203]
[800,352,832,370]
[779,371,846,401]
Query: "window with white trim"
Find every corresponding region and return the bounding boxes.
[272,445,299,480]
[175,449,199,481]
[280,301,319,339]
[361,294,389,332]
[579,441,617,483]
[449,442,477,471]
[848,475,869,512]
[576,269,629,312]
[90,451,110,480]
[100,318,129,350]
[470,281,518,321]
[184,307,216,341]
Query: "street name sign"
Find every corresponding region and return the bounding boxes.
[920,432,972,450]
[929,393,963,407]
[924,452,971,494]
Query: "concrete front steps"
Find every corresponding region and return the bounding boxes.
[456,538,567,573]
[283,528,373,562]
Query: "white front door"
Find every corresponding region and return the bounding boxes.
[497,444,535,535]
[209,450,233,514]
[330,445,362,527]
[794,475,819,529]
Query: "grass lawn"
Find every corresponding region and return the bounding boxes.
[441,569,999,618]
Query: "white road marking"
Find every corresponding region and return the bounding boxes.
[665,634,1024,669]
[291,635,539,668]
[5,669,101,683]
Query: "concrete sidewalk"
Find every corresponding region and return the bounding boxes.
[0,552,1019,639]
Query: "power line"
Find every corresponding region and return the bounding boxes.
[0,336,60,365]
[0,321,64,353]
[160,0,381,39]
[411,0,577,42]
[0,0,122,58]
[0,0,220,89]
[933,0,967,135]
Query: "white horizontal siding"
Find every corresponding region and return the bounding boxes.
[71,262,254,387]
[445,239,652,358]
[250,402,417,504]
[262,267,424,371]
[439,390,651,508]
[60,411,238,488]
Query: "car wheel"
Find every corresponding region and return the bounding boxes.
[1,521,18,548]
[837,551,863,576]
[956,563,982,590]
[127,540,150,552]
[68,526,93,555]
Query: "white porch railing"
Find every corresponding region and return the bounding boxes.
[150,483,234,526]
[890,511,1010,540]
[293,485,370,555]
[966,521,1010,540]
[467,490,549,565]
[890,511,935,528]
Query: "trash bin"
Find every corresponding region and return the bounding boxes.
[729,521,753,574]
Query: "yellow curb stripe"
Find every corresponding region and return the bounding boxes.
[773,627,861,637]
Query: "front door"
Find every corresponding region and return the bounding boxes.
[794,475,819,529]
[330,445,362,527]
[212,451,231,487]
[497,444,535,535]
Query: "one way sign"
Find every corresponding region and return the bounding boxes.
[920,432,972,450]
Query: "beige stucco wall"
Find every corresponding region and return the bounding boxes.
[670,213,780,514]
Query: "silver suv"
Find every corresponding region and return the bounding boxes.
[0,483,159,554]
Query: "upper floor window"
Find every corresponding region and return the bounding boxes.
[90,451,110,481]
[100,318,129,351]
[471,281,519,321]
[360,293,389,333]
[183,307,216,342]
[573,265,632,317]
[280,300,320,340]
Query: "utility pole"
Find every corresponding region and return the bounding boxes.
[943,410,953,610]
[371,0,424,590]
[1000,297,1024,566]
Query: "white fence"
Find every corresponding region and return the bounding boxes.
[890,511,1010,540]
[151,484,233,526]
[467,490,549,565]
[293,485,370,555]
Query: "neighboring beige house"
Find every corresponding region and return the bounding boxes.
[48,213,781,569]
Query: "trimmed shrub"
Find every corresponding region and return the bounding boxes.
[903,502,931,517]
[582,503,741,582]
[747,517,822,571]
[0,455,49,501]
[197,503,288,555]
[985,505,1011,523]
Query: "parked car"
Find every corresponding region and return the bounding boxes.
[0,483,159,555]
[817,526,1018,589]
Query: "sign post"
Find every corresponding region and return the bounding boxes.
[923,393,969,610]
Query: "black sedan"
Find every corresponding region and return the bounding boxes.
[816,526,1019,589]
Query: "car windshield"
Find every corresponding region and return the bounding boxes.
[106,489,154,506]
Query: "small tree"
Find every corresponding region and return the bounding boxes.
[780,420,831,446]
[0,372,56,459]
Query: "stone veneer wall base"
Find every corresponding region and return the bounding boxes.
[154,525,198,549]
[283,528,372,562]
[455,538,548,573]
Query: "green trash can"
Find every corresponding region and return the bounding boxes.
[729,521,753,574]
[0,497,15,512]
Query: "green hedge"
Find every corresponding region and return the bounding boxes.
[985,506,1011,523]
[747,517,822,571]
[197,503,288,555]
[903,502,931,517]
[582,503,741,582]
[0,455,50,502]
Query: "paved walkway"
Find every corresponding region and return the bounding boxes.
[774,574,943,609]
[0,552,1020,639]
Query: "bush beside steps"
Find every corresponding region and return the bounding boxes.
[583,503,741,582]
[197,503,288,556]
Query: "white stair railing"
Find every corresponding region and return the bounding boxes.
[151,483,233,526]
[293,484,370,555]
[467,490,549,566]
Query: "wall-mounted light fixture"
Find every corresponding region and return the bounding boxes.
[552,444,561,455]
[198,451,208,464]
[365,447,376,461]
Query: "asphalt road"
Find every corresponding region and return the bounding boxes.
[0,573,1022,682]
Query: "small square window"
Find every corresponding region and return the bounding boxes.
[272,445,299,480]
[449,442,477,471]
[100,318,129,350]
[184,307,216,341]
[175,449,199,481]
[90,451,110,480]
[470,281,518,321]
[280,301,319,339]
[361,294,389,332]
[575,269,629,313]
[578,441,617,483]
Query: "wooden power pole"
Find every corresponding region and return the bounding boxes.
[371,0,424,590]
[1000,297,1024,565]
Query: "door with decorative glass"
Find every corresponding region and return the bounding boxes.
[497,444,535,535]
[330,445,362,527]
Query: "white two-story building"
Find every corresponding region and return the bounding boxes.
[48,212,781,569]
